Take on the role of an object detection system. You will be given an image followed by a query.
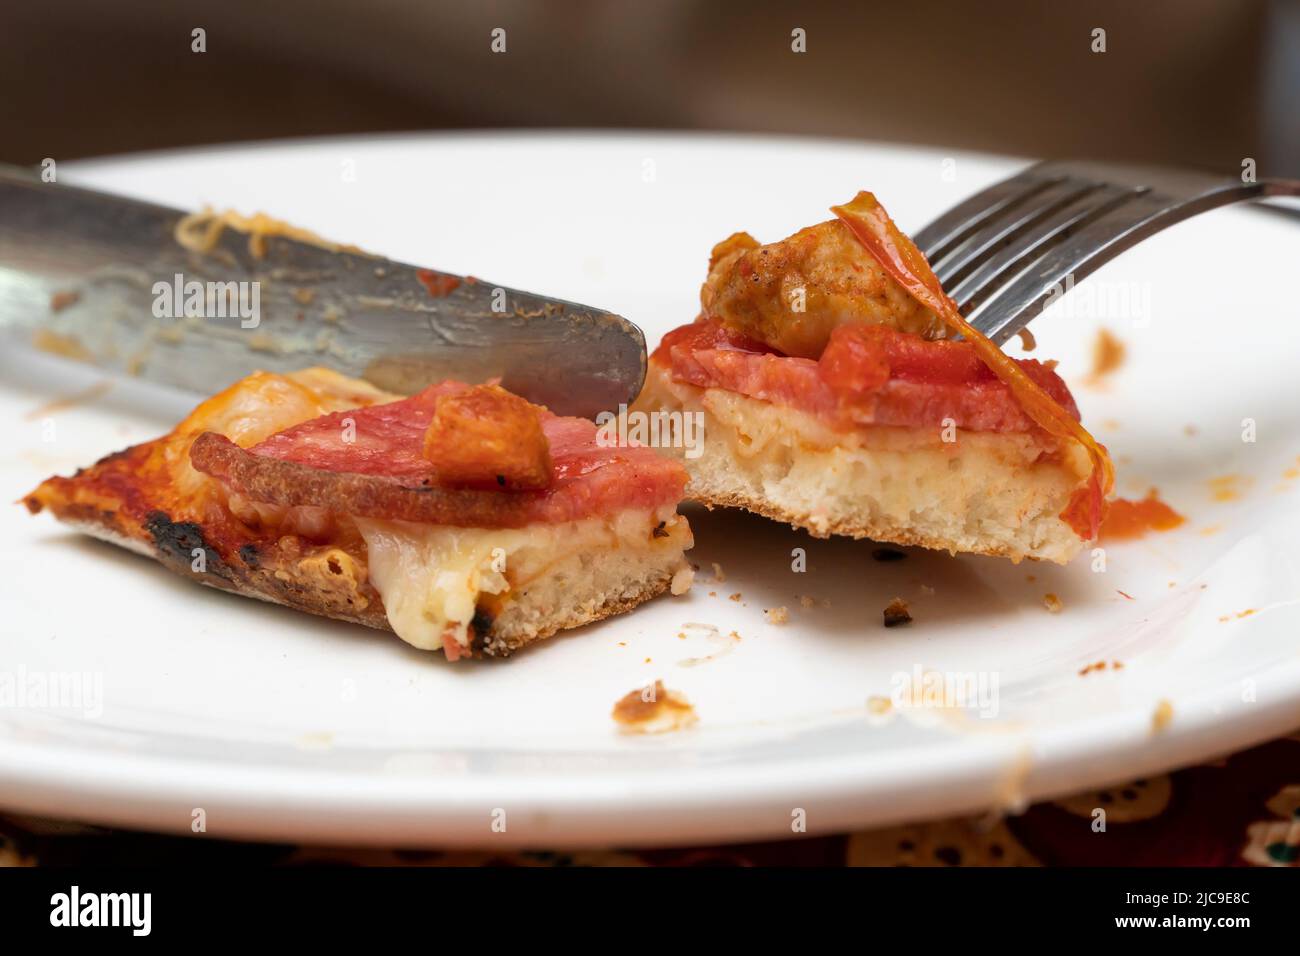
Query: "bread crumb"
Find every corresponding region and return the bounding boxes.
[882,597,912,627]
[669,564,695,595]
[866,695,893,716]
[1151,699,1173,733]
[799,595,815,609]
[764,606,789,625]
[729,592,741,602]
[711,561,726,583]
[1218,608,1257,623]
[1078,660,1124,676]
[1043,593,1063,613]
[50,290,81,312]
[1016,327,1037,352]
[32,328,93,362]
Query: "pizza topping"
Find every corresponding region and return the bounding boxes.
[191,381,686,528]
[421,384,552,490]
[699,219,944,357]
[829,191,1113,539]
[245,382,454,478]
[416,269,462,298]
[656,318,1079,434]
[174,207,364,260]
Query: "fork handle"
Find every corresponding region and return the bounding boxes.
[1259,178,1300,198]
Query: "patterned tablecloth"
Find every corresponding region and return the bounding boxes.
[2,730,1296,867]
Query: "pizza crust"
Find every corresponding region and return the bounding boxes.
[45,506,688,658]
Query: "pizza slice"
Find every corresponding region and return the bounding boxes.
[634,192,1111,563]
[24,368,694,659]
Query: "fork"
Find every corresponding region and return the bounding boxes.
[911,160,1300,344]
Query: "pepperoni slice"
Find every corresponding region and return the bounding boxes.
[657,318,1079,434]
[190,382,686,527]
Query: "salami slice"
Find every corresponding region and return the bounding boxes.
[191,381,686,527]
[655,318,1080,434]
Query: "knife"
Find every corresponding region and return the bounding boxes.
[0,163,645,419]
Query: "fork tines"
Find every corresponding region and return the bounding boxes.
[911,160,1282,343]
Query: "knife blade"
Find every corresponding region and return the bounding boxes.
[0,163,645,419]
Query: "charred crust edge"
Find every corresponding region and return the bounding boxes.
[468,606,495,654]
[143,510,230,582]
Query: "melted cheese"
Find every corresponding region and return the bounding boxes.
[168,369,397,499]
[356,508,680,652]
[181,368,395,447]
[175,208,365,260]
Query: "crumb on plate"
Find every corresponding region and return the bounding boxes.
[50,290,81,312]
[612,680,698,734]
[1151,699,1174,733]
[1086,327,1126,385]
[670,565,695,595]
[883,597,912,628]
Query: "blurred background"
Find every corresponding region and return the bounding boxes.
[1,0,1297,175]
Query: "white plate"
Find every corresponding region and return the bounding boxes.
[2,133,1299,848]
